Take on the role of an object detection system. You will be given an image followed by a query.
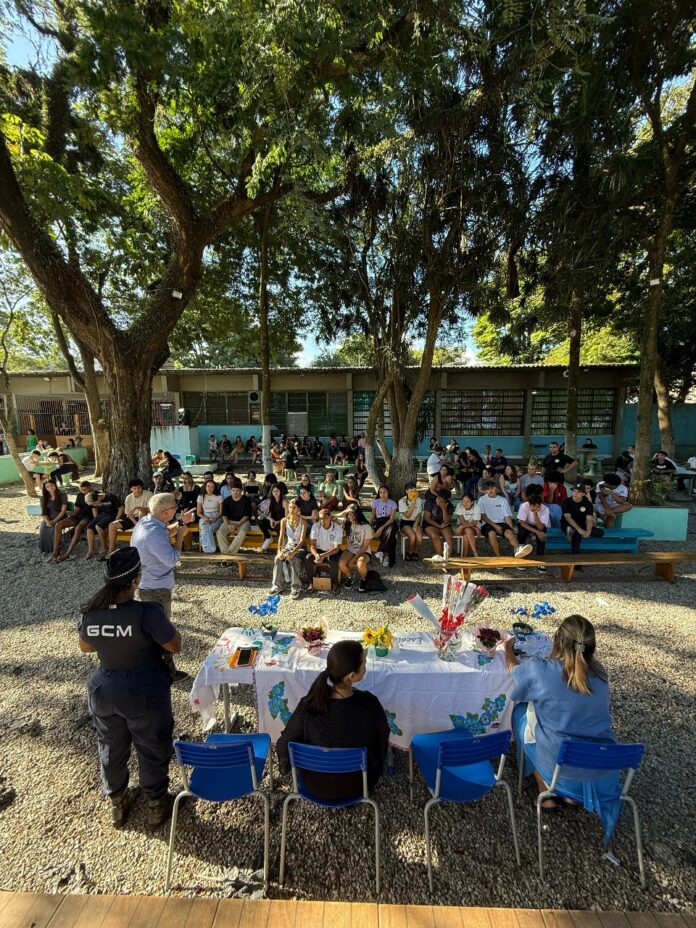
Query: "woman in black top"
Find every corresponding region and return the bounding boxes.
[258,483,288,550]
[40,478,68,554]
[276,640,389,800]
[161,451,182,482]
[177,473,201,521]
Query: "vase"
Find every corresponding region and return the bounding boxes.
[438,633,462,662]
[375,645,389,658]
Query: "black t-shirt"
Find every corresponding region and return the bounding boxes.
[562,496,594,530]
[222,495,252,522]
[652,459,676,474]
[544,452,573,475]
[296,495,319,519]
[98,493,122,518]
[490,455,508,472]
[73,491,92,520]
[178,487,200,511]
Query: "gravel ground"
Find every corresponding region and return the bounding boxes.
[0,483,694,910]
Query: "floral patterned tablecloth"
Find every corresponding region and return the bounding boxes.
[189,627,546,749]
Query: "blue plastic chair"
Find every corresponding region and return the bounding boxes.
[534,739,647,887]
[165,733,271,892]
[279,743,381,894]
[410,729,520,892]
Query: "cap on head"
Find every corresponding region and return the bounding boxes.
[104,546,141,583]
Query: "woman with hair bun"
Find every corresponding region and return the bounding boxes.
[78,547,181,831]
[276,640,389,800]
[505,615,620,832]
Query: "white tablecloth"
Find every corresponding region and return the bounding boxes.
[189,627,545,749]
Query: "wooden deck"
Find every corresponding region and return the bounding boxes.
[0,894,694,928]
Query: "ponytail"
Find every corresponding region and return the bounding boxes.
[304,640,365,714]
[550,614,607,696]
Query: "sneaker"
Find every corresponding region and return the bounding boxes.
[110,786,137,830]
[411,552,420,560]
[173,669,191,683]
[537,565,547,573]
[358,580,367,593]
[269,587,282,595]
[383,558,391,569]
[147,792,174,829]
[290,590,301,600]
[261,538,273,552]
[374,551,384,564]
[344,577,354,589]
[514,544,533,559]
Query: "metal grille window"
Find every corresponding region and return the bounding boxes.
[269,391,348,436]
[531,389,616,434]
[441,390,525,435]
[182,392,253,425]
[352,391,392,437]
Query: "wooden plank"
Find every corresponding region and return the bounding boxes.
[324,901,352,928]
[98,895,142,928]
[515,910,546,928]
[379,905,409,928]
[0,895,14,918]
[568,912,604,928]
[405,906,435,928]
[487,909,519,928]
[623,914,659,928]
[294,902,324,928]
[459,908,492,928]
[212,899,245,928]
[542,912,575,928]
[428,907,463,928]
[183,897,219,928]
[237,899,271,928]
[598,914,631,928]
[266,900,296,928]
[67,895,118,928]
[0,892,64,928]
[352,903,380,928]
[156,897,195,927]
[128,896,167,928]
[45,894,89,927]
[653,917,690,928]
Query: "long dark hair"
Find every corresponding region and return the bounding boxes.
[305,640,364,714]
[41,479,60,516]
[81,547,142,613]
[344,503,368,538]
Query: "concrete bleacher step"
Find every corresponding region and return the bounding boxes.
[545,527,653,553]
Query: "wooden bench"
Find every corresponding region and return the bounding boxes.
[176,551,272,581]
[425,551,696,584]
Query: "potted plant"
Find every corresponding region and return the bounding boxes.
[297,618,328,653]
[362,625,393,657]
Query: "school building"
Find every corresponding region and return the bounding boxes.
[2,362,647,460]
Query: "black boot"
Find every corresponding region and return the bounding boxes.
[147,792,174,829]
[110,787,136,829]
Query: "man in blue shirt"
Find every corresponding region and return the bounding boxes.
[132,493,189,681]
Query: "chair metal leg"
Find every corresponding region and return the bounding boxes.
[364,798,381,894]
[257,791,270,889]
[279,793,299,886]
[409,747,414,801]
[536,789,554,880]
[496,780,521,865]
[267,745,274,792]
[164,790,192,893]
[424,797,439,894]
[623,795,646,889]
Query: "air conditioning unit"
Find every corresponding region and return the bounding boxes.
[248,390,260,403]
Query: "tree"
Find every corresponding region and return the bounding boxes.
[0,0,421,495]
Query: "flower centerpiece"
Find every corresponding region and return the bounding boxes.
[296,618,328,653]
[362,624,394,657]
[408,578,489,661]
[475,627,502,653]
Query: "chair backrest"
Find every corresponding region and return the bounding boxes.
[287,742,367,774]
[438,730,512,769]
[556,740,645,772]
[174,739,255,771]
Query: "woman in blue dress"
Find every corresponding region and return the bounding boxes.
[505,614,621,840]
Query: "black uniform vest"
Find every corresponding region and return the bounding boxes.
[79,600,163,670]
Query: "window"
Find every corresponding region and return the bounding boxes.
[353,391,392,437]
[181,392,257,425]
[531,389,616,434]
[270,391,348,436]
[441,390,525,435]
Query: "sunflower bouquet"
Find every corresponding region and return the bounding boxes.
[362,624,394,656]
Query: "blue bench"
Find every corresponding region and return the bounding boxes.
[545,527,653,553]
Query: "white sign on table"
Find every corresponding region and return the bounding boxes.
[189,627,553,749]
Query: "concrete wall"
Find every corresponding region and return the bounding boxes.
[621,403,696,458]
[0,455,21,485]
[150,426,199,460]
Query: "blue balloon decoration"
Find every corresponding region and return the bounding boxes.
[248,592,282,617]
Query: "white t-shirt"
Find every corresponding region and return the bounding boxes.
[478,494,512,524]
[687,456,696,470]
[517,501,551,527]
[426,452,442,476]
[595,482,628,513]
[125,489,153,519]
[455,501,481,523]
[346,522,372,555]
[310,520,343,552]
[22,454,38,472]
[399,495,424,520]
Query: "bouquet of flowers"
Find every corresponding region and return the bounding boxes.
[296,618,328,652]
[362,625,394,654]
[475,627,502,652]
[408,577,489,655]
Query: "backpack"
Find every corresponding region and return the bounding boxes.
[361,569,387,593]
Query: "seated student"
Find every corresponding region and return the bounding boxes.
[338,504,373,591]
[651,450,677,479]
[516,492,551,568]
[53,480,94,561]
[47,450,79,485]
[318,470,340,512]
[270,499,307,599]
[399,482,424,561]
[21,449,43,486]
[543,441,576,479]
[177,472,201,521]
[340,474,361,510]
[615,445,635,482]
[85,489,124,560]
[478,481,533,559]
[423,487,454,557]
[504,615,618,819]
[295,472,316,497]
[348,436,360,461]
[475,466,494,499]
[370,485,398,569]
[582,478,597,504]
[562,483,604,558]
[281,441,299,480]
[453,492,482,557]
[245,435,261,465]
[482,444,492,467]
[338,435,351,459]
[25,428,38,452]
[354,453,368,489]
[243,470,261,516]
[327,433,339,463]
[261,471,289,499]
[216,479,252,554]
[595,473,632,527]
[197,478,223,553]
[445,437,460,457]
[490,448,508,475]
[518,462,545,502]
[151,448,166,470]
[160,451,182,485]
[207,434,219,461]
[542,472,567,527]
[295,486,320,529]
[426,446,444,479]
[218,435,232,461]
[105,479,154,556]
[39,479,68,554]
[311,437,325,461]
[276,640,389,800]
[257,483,288,552]
[303,508,343,592]
[219,470,238,500]
[230,435,245,463]
[151,471,174,494]
[498,463,519,508]
[429,463,458,496]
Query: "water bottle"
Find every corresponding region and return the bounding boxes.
[443,542,450,562]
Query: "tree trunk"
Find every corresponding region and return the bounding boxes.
[101,358,154,498]
[564,292,581,481]
[78,341,110,478]
[376,408,392,473]
[654,358,675,458]
[0,402,36,496]
[257,206,273,476]
[364,376,391,489]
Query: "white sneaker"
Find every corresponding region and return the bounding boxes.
[374,551,384,564]
[261,538,273,552]
[514,544,533,559]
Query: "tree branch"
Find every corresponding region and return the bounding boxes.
[49,308,85,390]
